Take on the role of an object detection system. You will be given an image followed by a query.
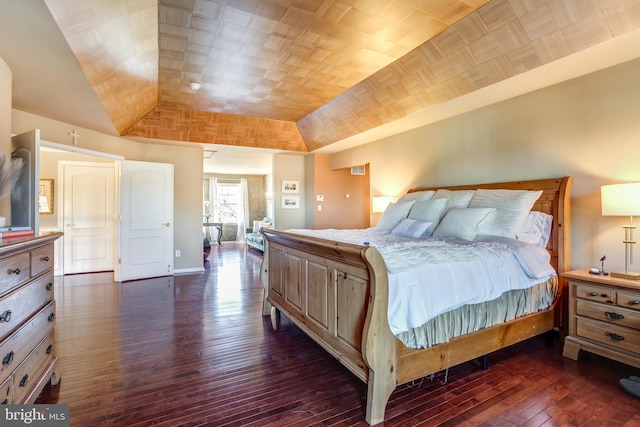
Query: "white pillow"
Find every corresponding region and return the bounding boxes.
[432,207,495,241]
[432,189,475,215]
[518,211,553,247]
[397,190,435,204]
[408,198,448,236]
[391,218,433,238]
[375,201,415,232]
[468,189,543,238]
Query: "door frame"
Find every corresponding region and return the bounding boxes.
[41,140,123,277]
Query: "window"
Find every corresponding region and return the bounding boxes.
[215,181,242,223]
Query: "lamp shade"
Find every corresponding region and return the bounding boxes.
[372,196,393,213]
[601,182,640,216]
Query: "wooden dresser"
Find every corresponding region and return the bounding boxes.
[0,232,62,404]
[562,269,640,368]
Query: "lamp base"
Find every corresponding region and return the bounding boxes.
[610,270,640,280]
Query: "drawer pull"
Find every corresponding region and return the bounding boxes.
[0,399,7,404]
[46,282,53,291]
[2,351,14,365]
[633,300,640,305]
[48,313,55,322]
[590,292,598,297]
[41,256,50,262]
[605,332,625,342]
[19,374,28,388]
[6,268,20,275]
[605,311,624,321]
[46,344,53,354]
[0,310,11,323]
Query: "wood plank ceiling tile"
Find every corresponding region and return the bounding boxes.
[297,0,640,150]
[43,0,640,152]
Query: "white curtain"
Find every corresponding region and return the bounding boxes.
[237,178,249,243]
[206,177,218,242]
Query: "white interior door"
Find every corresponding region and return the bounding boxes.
[116,160,174,282]
[62,162,116,274]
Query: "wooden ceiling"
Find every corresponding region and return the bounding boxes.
[43,0,640,153]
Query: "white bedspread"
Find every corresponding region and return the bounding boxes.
[286,228,556,335]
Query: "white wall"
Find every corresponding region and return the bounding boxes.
[331,57,640,273]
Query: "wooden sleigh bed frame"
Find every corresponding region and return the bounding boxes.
[260,177,572,425]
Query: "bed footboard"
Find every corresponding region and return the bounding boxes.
[260,229,396,425]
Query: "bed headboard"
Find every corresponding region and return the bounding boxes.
[407,177,572,275]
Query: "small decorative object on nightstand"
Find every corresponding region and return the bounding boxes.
[562,269,640,369]
[601,182,640,280]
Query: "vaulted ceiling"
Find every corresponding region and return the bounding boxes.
[17,1,640,153]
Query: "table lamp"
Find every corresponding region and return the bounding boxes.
[601,182,640,280]
[372,196,393,213]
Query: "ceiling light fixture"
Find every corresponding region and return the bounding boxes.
[189,82,201,91]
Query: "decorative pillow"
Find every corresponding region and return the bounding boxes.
[432,208,495,241]
[391,218,433,238]
[375,201,416,232]
[518,211,553,247]
[432,189,475,215]
[408,198,448,236]
[397,190,435,204]
[468,189,543,238]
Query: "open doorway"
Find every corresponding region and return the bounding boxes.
[40,141,121,275]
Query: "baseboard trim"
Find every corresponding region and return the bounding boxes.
[174,267,205,275]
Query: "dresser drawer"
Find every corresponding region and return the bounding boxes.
[0,271,55,341]
[0,253,30,297]
[576,317,640,354]
[573,282,615,304]
[576,299,640,330]
[12,331,55,404]
[0,375,10,404]
[30,244,54,277]
[617,290,640,311]
[0,301,55,384]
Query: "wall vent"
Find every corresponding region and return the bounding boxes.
[350,165,365,175]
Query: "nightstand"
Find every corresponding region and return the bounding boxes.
[562,269,640,368]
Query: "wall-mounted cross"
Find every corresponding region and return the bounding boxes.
[69,129,81,146]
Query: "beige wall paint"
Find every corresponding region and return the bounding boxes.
[331,57,640,273]
[273,153,305,230]
[12,109,203,272]
[0,57,11,218]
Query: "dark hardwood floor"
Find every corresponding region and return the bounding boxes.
[37,244,639,426]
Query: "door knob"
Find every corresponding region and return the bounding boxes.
[164,222,171,227]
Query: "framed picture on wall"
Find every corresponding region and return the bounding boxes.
[281,195,299,209]
[39,179,54,214]
[281,180,299,193]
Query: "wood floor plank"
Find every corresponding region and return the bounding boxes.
[36,244,639,426]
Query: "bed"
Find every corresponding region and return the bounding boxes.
[260,177,572,425]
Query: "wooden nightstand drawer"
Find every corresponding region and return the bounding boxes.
[576,317,640,354]
[576,299,640,329]
[617,290,640,311]
[573,282,615,304]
